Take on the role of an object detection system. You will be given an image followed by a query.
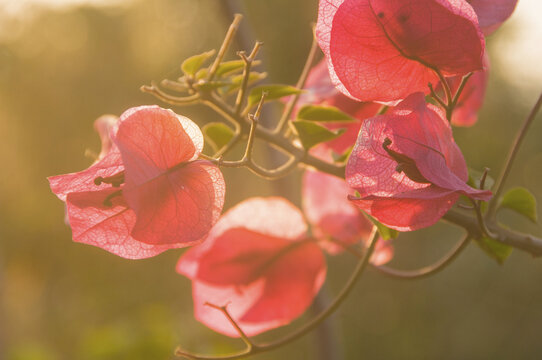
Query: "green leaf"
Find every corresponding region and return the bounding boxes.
[223,72,267,94]
[291,121,345,150]
[247,85,303,107]
[202,123,234,152]
[181,50,216,76]
[297,105,355,122]
[475,236,513,264]
[364,213,399,240]
[499,187,538,223]
[216,60,261,77]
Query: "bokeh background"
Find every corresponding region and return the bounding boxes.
[1,0,542,359]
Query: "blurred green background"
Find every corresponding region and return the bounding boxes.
[1,0,541,359]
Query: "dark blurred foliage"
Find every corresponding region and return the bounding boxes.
[0,0,541,359]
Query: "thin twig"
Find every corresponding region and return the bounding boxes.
[235,42,263,114]
[207,14,243,82]
[375,235,471,279]
[470,198,497,239]
[486,91,542,219]
[274,31,319,134]
[433,68,453,121]
[140,83,200,105]
[450,72,473,108]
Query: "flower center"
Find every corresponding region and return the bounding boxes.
[382,138,430,184]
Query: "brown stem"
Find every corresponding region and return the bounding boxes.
[274,31,319,134]
[486,91,542,219]
[375,235,471,279]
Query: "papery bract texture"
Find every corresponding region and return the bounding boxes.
[48,106,225,258]
[177,197,326,337]
[468,0,518,35]
[316,0,485,102]
[299,59,382,155]
[346,93,491,231]
[113,106,224,245]
[302,169,393,265]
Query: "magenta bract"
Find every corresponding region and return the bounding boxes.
[346,93,491,231]
[316,0,485,103]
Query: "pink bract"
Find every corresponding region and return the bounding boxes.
[48,106,225,259]
[468,0,518,35]
[346,93,491,231]
[302,169,394,265]
[300,58,382,155]
[316,0,485,103]
[177,197,326,337]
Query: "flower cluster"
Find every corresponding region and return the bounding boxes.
[313,0,518,230]
[48,0,519,343]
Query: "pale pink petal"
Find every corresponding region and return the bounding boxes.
[302,169,392,263]
[66,188,181,259]
[303,170,372,248]
[94,114,118,160]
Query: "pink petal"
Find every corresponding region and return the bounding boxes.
[124,160,225,245]
[113,105,204,187]
[113,106,224,245]
[303,170,372,249]
[177,197,324,337]
[94,114,118,160]
[386,95,491,200]
[346,93,491,230]
[48,147,124,201]
[302,170,394,263]
[188,240,325,338]
[316,0,356,99]
[350,188,459,231]
[178,197,308,280]
[318,0,485,102]
[468,0,518,35]
[66,188,181,259]
[195,228,289,286]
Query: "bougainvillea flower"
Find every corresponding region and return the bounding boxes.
[48,106,225,259]
[302,169,393,264]
[346,93,491,231]
[177,197,326,337]
[467,0,518,35]
[316,0,485,103]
